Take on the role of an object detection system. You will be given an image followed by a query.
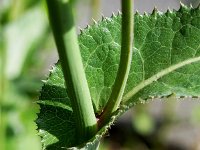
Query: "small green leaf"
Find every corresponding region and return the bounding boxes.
[36,5,200,149]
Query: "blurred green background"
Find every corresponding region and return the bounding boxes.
[0,0,200,150]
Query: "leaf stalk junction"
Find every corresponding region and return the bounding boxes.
[98,0,134,128]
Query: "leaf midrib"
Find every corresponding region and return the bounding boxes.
[123,56,200,102]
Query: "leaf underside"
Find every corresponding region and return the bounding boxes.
[36,5,200,150]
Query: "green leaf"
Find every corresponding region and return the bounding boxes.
[36,5,200,149]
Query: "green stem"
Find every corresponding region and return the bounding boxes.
[0,26,5,102]
[0,26,6,150]
[0,111,6,150]
[99,0,133,128]
[46,0,97,144]
[0,39,4,101]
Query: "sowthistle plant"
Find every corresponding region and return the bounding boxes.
[36,0,200,149]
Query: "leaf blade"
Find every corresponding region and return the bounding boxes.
[36,5,200,149]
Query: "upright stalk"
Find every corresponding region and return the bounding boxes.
[99,0,133,128]
[0,27,6,150]
[0,26,5,103]
[46,0,97,143]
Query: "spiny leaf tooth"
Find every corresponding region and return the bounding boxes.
[35,126,39,131]
[78,27,84,34]
[139,98,145,104]
[166,7,172,15]
[41,80,47,83]
[95,135,100,139]
[149,96,155,99]
[108,122,113,128]
[160,95,166,99]
[121,104,128,110]
[154,96,160,99]
[117,10,122,15]
[192,96,198,98]
[179,2,187,12]
[129,102,134,108]
[152,6,158,16]
[49,65,55,72]
[180,95,186,98]
[92,18,97,25]
[119,109,123,114]
[105,17,111,22]
[86,25,90,29]
[180,1,185,7]
[104,131,110,137]
[144,11,148,16]
[135,10,139,16]
[189,3,193,8]
[111,115,116,120]
[111,12,116,18]
[101,14,106,21]
[49,68,53,73]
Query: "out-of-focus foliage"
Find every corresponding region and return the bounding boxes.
[4,6,48,79]
[132,106,155,136]
[0,0,50,150]
[192,105,200,123]
[2,84,41,150]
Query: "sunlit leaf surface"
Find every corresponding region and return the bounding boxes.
[37,5,200,149]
